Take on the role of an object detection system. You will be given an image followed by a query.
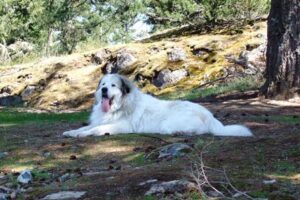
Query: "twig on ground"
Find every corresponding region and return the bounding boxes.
[189,140,254,199]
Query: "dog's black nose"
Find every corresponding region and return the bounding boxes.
[102,87,108,94]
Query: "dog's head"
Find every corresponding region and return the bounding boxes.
[95,74,132,113]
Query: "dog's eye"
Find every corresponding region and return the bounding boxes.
[111,84,116,87]
[102,83,105,86]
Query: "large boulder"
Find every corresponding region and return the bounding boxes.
[116,49,137,69]
[91,49,112,65]
[167,47,186,62]
[103,49,137,73]
[0,94,23,106]
[227,43,266,74]
[153,69,188,88]
[21,85,36,100]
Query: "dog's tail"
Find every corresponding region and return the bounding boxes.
[208,117,253,137]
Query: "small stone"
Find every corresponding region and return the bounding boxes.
[41,191,86,200]
[104,133,110,136]
[42,151,51,158]
[17,170,32,184]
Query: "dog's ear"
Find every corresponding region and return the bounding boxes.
[120,76,131,95]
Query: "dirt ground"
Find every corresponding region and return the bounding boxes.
[0,99,299,200]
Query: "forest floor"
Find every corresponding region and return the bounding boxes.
[0,96,299,200]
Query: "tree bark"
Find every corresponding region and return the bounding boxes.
[260,0,300,99]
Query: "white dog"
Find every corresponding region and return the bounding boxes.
[63,74,252,138]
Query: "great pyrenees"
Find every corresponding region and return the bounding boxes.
[63,74,252,137]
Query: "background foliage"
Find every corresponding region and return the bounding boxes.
[0,0,270,61]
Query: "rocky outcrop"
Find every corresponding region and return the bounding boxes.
[153,69,188,88]
[146,143,193,160]
[227,43,266,74]
[0,94,22,106]
[41,191,86,200]
[167,47,186,62]
[0,86,13,94]
[91,49,112,65]
[21,86,36,101]
[103,49,137,74]
[145,180,196,196]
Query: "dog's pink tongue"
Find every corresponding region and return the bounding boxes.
[101,98,110,112]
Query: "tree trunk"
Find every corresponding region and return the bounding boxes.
[260,0,300,99]
[45,28,53,57]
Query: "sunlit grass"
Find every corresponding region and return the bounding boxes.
[159,76,262,100]
[250,115,300,124]
[0,109,89,126]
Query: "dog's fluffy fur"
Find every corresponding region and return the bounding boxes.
[63,74,252,137]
